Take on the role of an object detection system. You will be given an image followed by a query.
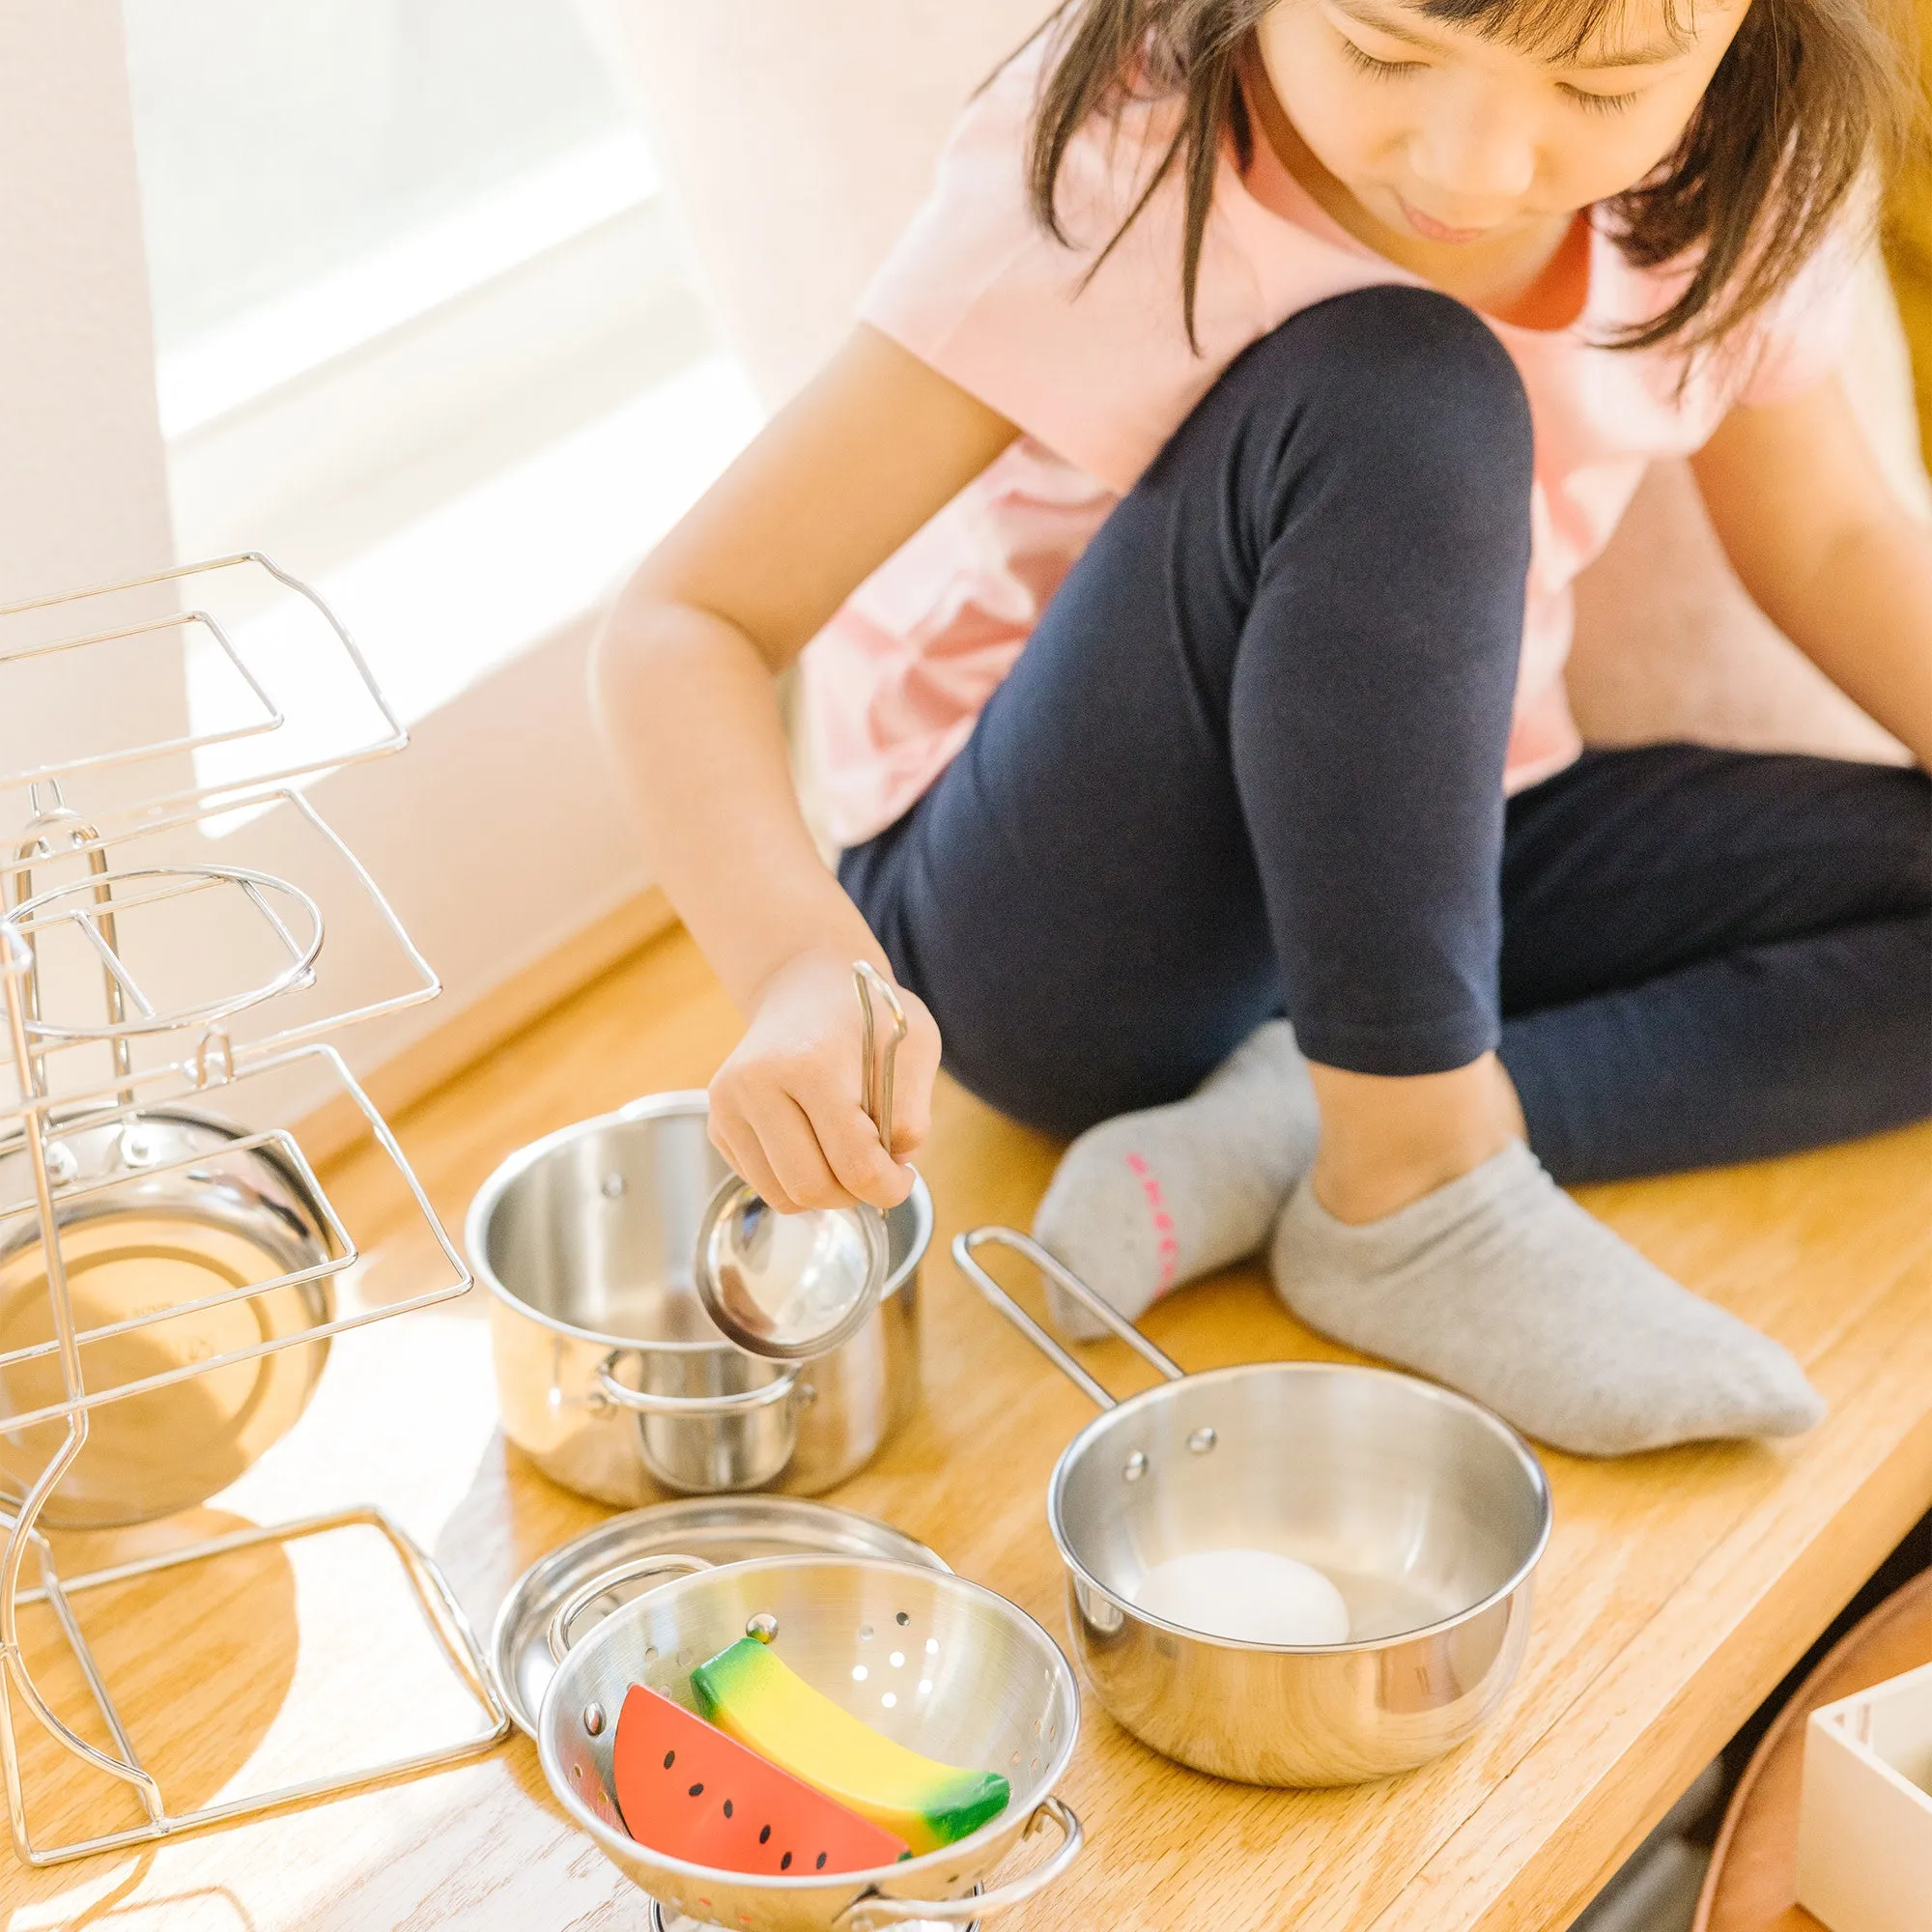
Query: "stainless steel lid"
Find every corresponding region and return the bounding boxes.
[490,1495,949,1738]
[692,964,908,1361]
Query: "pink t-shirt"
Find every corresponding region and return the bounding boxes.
[805,43,1857,849]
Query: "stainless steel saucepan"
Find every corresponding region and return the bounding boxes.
[469,1094,928,1505]
[953,1227,1551,1786]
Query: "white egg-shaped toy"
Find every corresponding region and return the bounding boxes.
[1133,1548,1350,1645]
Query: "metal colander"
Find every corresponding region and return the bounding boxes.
[536,1555,1082,1932]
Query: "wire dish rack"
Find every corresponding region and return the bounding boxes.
[0,554,510,1864]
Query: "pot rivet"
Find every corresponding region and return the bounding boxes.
[600,1172,626,1198]
[746,1612,780,1644]
[1122,1451,1148,1482]
[582,1702,606,1736]
[1187,1426,1217,1454]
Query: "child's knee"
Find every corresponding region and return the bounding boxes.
[1233,285,1531,492]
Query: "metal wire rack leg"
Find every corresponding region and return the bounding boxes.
[0,1504,512,1866]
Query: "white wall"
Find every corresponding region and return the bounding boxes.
[0,0,187,828]
[0,1,661,1125]
[596,0,1056,406]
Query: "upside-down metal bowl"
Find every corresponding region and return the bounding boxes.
[956,1228,1552,1786]
[0,1108,336,1527]
[537,1555,1083,1931]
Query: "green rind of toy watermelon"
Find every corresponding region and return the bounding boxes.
[692,1637,1011,1856]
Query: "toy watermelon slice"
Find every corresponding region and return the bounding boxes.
[611,1685,910,1876]
[692,1637,1009,1856]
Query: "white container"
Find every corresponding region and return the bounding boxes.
[1796,1657,1932,1932]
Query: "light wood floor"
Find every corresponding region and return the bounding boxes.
[3,923,1929,1931]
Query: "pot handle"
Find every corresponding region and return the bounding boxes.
[594,1352,799,1416]
[952,1227,1184,1411]
[838,1797,1084,1928]
[546,1553,713,1663]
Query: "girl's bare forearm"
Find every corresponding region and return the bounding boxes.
[593,593,886,1012]
[1791,515,1932,770]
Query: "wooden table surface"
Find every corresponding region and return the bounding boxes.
[4,925,1930,1932]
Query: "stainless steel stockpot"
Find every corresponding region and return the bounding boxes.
[469,1094,928,1505]
[954,1228,1552,1787]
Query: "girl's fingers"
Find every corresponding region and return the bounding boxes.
[706,1090,804,1215]
[806,1090,911,1210]
[884,1000,942,1162]
[751,1086,859,1212]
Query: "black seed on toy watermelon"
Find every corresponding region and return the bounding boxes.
[759,1825,771,1843]
[781,1852,792,1870]
[663,1749,674,1769]
[816,1853,828,1869]
[689,1783,703,1797]
[723,1799,733,1818]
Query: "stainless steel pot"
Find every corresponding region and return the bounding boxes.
[954,1228,1552,1786]
[537,1554,1082,1931]
[0,1108,337,1528]
[469,1094,927,1505]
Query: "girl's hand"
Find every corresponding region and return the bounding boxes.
[706,951,941,1215]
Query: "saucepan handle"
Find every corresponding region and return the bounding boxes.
[546,1554,713,1663]
[838,1798,1084,1927]
[952,1226,1185,1410]
[594,1352,799,1415]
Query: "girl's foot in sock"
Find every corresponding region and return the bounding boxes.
[1269,1141,1825,1457]
[1033,1020,1319,1340]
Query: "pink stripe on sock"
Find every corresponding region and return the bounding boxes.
[1124,1151,1179,1291]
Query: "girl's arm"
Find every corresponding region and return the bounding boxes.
[1691,374,1932,769]
[594,324,1018,1213]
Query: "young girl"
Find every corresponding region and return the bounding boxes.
[596,0,1932,1457]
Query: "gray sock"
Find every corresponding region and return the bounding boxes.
[1033,1021,1319,1341]
[1269,1142,1825,1457]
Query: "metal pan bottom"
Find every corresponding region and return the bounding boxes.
[492,1495,949,1738]
[654,1897,980,1932]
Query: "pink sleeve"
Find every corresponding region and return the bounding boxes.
[1736,218,1862,408]
[857,48,1265,494]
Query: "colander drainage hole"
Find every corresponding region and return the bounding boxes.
[895,1610,909,1625]
[859,1625,873,1641]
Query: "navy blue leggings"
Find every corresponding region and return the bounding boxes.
[839,286,1932,1182]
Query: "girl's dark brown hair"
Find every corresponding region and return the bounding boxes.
[1023,0,1918,355]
